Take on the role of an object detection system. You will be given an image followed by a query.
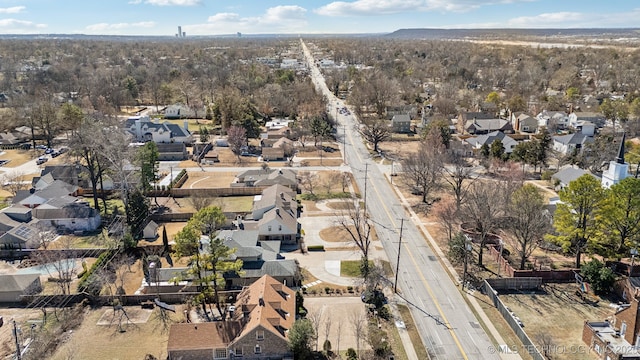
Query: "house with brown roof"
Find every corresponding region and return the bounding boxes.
[167,275,295,360]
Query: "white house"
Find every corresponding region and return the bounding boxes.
[537,110,569,129]
[552,133,593,155]
[126,115,193,144]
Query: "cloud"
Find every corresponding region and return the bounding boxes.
[450,9,640,28]
[187,5,307,35]
[85,21,156,33]
[0,19,47,33]
[315,0,533,16]
[0,6,26,14]
[129,0,201,5]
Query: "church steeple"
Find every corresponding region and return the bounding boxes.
[616,132,626,164]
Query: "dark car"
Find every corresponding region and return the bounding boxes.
[44,148,54,154]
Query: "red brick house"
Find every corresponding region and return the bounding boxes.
[167,275,295,360]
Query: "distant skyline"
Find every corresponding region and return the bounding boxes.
[0,0,638,36]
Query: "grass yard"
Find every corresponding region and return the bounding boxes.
[340,260,371,277]
[325,200,355,210]
[320,225,378,243]
[299,158,343,167]
[498,283,614,360]
[163,118,216,133]
[0,149,37,168]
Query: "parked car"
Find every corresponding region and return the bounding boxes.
[35,145,47,150]
[44,148,54,154]
[58,147,69,154]
[51,151,61,158]
[36,157,48,165]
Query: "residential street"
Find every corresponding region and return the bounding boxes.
[301,40,502,360]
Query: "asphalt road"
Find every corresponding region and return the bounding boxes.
[301,40,500,360]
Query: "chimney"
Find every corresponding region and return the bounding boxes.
[259,297,265,306]
[275,208,280,216]
[280,192,284,200]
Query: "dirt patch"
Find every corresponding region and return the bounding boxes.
[0,308,44,359]
[320,226,354,243]
[326,200,355,210]
[299,158,343,167]
[50,306,185,360]
[304,297,371,352]
[96,307,153,325]
[180,171,236,189]
[378,140,422,159]
[0,149,36,168]
[498,283,613,360]
[315,171,352,194]
[302,200,320,212]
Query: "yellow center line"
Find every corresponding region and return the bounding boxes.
[370,168,470,360]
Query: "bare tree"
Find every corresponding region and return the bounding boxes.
[336,202,373,279]
[444,153,475,211]
[460,181,507,266]
[299,171,319,196]
[358,118,390,153]
[188,196,215,212]
[350,310,367,358]
[401,128,445,204]
[37,230,57,250]
[432,198,458,242]
[32,237,77,295]
[323,312,332,353]
[307,308,324,352]
[1,170,29,197]
[335,320,343,355]
[227,125,246,163]
[507,184,551,270]
[340,172,351,193]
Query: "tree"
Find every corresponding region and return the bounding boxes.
[422,118,452,148]
[288,319,315,359]
[173,222,210,318]
[227,125,246,162]
[199,125,209,143]
[490,139,505,160]
[433,198,458,242]
[310,116,332,146]
[349,310,367,359]
[507,184,551,270]
[337,202,373,279]
[581,259,616,294]
[204,235,243,319]
[480,143,490,158]
[190,206,226,237]
[358,118,390,153]
[58,103,84,135]
[137,142,159,193]
[443,153,474,211]
[69,117,107,212]
[461,181,508,266]
[597,177,640,259]
[126,189,149,241]
[401,128,445,204]
[448,232,469,265]
[548,174,606,268]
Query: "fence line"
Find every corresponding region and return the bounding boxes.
[483,279,545,360]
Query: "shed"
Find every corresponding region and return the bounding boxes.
[143,220,159,240]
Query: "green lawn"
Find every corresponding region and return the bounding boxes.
[163,119,216,133]
[341,260,373,277]
[215,196,254,213]
[99,198,125,217]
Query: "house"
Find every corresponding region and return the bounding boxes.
[536,110,569,130]
[232,169,297,190]
[457,111,494,133]
[575,121,596,137]
[569,112,606,129]
[164,104,201,119]
[510,113,538,133]
[261,148,285,161]
[465,131,518,154]
[552,166,599,190]
[463,118,512,135]
[0,274,42,303]
[391,114,411,133]
[14,180,78,208]
[552,133,593,155]
[0,223,39,250]
[32,202,101,233]
[125,115,193,144]
[582,320,640,360]
[33,165,115,192]
[252,184,296,220]
[156,143,189,161]
[265,119,294,131]
[167,275,295,360]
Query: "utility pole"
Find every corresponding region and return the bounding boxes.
[394,218,404,293]
[13,320,21,360]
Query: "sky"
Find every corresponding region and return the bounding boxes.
[0,0,638,36]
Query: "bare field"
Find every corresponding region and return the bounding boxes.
[498,283,613,360]
[180,171,236,189]
[0,149,36,168]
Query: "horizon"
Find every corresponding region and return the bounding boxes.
[0,1,638,36]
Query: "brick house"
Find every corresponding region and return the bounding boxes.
[167,275,295,360]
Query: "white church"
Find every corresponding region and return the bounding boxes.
[602,133,630,189]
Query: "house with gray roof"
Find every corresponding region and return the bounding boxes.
[232,168,297,190]
[391,114,411,133]
[125,115,193,144]
[0,274,42,303]
[463,118,513,135]
[465,131,518,154]
[552,166,600,190]
[552,132,594,155]
[510,112,538,133]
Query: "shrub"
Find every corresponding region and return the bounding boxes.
[324,287,331,294]
[581,259,616,294]
[541,170,554,181]
[347,286,354,293]
[346,348,357,360]
[307,245,325,252]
